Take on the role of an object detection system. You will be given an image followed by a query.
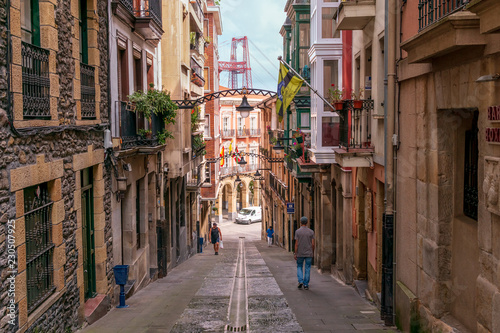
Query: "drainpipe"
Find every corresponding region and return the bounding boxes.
[382,0,397,326]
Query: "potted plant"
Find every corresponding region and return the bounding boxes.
[128,83,178,142]
[138,128,152,139]
[328,84,345,111]
[293,130,303,144]
[212,207,218,214]
[292,141,303,158]
[352,88,364,110]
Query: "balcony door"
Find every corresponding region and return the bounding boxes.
[81,168,96,300]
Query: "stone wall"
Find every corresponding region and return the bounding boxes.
[0,0,111,331]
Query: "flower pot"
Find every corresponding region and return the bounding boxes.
[295,136,303,144]
[334,101,345,111]
[353,100,363,109]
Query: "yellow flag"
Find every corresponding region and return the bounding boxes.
[276,63,304,122]
[229,140,233,155]
[220,146,224,167]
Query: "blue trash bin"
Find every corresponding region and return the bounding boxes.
[113,265,129,308]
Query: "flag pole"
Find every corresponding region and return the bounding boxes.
[277,56,336,112]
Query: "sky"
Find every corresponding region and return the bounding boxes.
[217,0,287,91]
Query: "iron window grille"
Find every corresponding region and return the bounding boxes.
[24,183,55,313]
[463,112,478,220]
[80,63,96,119]
[22,42,51,119]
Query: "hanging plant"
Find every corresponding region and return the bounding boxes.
[191,106,201,131]
[128,84,178,139]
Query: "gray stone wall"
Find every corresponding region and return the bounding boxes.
[0,0,111,331]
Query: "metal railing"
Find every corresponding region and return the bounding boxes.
[237,128,250,137]
[269,172,287,202]
[191,0,204,23]
[338,99,374,151]
[135,0,162,26]
[119,0,134,14]
[22,42,51,119]
[418,0,470,31]
[24,184,55,313]
[120,102,165,149]
[249,128,261,136]
[222,129,235,137]
[191,71,205,88]
[80,63,96,119]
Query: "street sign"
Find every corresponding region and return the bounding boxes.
[286,202,295,214]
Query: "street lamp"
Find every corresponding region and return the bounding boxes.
[238,156,247,165]
[272,138,295,151]
[236,88,254,118]
[254,168,271,177]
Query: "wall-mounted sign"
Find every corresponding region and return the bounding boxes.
[486,128,500,143]
[488,105,500,121]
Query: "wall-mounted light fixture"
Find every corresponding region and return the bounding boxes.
[476,74,500,82]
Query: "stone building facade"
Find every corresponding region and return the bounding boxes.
[396,0,500,331]
[0,0,112,331]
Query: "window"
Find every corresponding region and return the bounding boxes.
[299,110,310,128]
[204,115,210,137]
[25,183,55,313]
[79,0,88,63]
[21,0,40,45]
[223,117,229,131]
[463,112,478,220]
[322,7,335,39]
[204,163,211,183]
[117,44,129,101]
[250,117,256,129]
[250,148,257,165]
[323,60,339,110]
[204,67,210,91]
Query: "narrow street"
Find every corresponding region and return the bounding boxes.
[80,220,396,333]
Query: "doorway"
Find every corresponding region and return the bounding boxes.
[82,168,96,300]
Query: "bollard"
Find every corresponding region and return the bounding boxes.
[199,237,204,253]
[113,265,129,308]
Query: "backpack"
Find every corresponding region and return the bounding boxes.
[211,227,219,240]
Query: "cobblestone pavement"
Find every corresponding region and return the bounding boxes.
[80,221,398,333]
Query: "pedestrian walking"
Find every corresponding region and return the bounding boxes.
[266,225,274,246]
[294,216,315,290]
[209,223,222,255]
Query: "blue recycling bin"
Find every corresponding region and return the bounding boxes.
[113,265,129,308]
[199,237,204,253]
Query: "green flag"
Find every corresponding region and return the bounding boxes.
[276,63,304,122]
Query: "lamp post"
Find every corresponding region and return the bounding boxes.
[236,88,254,119]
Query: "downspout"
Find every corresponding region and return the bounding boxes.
[382,0,397,325]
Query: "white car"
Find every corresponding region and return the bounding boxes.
[235,207,262,224]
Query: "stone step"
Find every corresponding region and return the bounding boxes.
[84,294,110,325]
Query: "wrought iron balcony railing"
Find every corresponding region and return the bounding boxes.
[237,129,250,137]
[120,102,165,149]
[135,0,162,26]
[269,172,287,202]
[191,72,205,88]
[80,63,96,119]
[222,129,235,137]
[119,0,134,14]
[249,128,261,136]
[338,99,374,151]
[191,0,204,23]
[22,42,51,119]
[418,0,470,31]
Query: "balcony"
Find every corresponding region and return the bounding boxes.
[189,0,204,32]
[22,42,51,119]
[134,0,163,41]
[112,0,163,42]
[191,133,206,167]
[119,102,166,150]
[187,165,203,190]
[190,58,205,96]
[269,172,287,203]
[222,129,235,138]
[334,100,374,168]
[466,0,500,34]
[401,0,484,63]
[80,63,96,119]
[249,128,261,136]
[335,0,375,31]
[237,129,250,137]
